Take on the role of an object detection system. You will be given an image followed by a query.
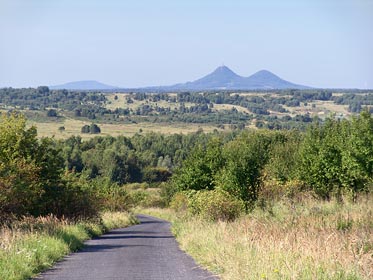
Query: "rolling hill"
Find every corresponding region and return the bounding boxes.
[50,80,118,90]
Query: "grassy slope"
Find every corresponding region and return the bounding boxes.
[0,212,137,280]
[141,195,372,280]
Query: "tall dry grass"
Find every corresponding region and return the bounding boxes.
[144,195,372,280]
[0,212,136,280]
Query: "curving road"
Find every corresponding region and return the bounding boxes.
[35,215,218,280]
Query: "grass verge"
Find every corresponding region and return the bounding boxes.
[141,195,372,280]
[0,212,137,280]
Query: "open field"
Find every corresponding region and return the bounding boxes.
[141,195,373,280]
[105,93,195,111]
[283,101,350,118]
[104,92,354,119]
[30,117,224,139]
[213,103,251,114]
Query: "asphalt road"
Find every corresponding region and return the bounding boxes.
[35,214,218,280]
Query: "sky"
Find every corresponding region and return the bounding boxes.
[0,0,372,89]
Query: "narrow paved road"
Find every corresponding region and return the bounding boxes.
[35,215,218,280]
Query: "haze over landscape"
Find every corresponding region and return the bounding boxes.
[0,0,372,89]
[50,66,310,90]
[1,2,373,280]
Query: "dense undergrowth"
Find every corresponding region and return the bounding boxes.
[142,194,372,280]
[0,211,137,280]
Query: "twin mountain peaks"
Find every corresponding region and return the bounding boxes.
[51,66,309,90]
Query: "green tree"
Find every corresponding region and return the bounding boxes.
[215,132,271,208]
[339,111,373,196]
[172,137,223,192]
[81,124,90,133]
[90,123,101,134]
[46,109,58,117]
[298,118,342,198]
[0,113,64,217]
[0,113,41,217]
[298,112,373,199]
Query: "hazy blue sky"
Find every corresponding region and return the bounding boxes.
[0,0,372,88]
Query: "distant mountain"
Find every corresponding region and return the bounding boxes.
[49,66,309,91]
[164,66,309,90]
[182,65,243,89]
[50,80,117,90]
[244,70,309,89]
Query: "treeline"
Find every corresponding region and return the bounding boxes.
[0,113,221,221]
[0,113,130,221]
[58,130,220,184]
[169,111,373,220]
[0,87,105,111]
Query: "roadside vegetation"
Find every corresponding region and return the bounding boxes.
[142,110,373,279]
[0,103,372,279]
[0,212,136,280]
[0,113,138,279]
[143,195,372,280]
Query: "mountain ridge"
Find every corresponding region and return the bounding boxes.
[50,80,118,90]
[49,66,310,90]
[166,66,309,90]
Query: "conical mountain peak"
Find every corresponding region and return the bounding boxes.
[249,69,280,79]
[212,65,238,75]
[166,65,309,90]
[188,66,242,89]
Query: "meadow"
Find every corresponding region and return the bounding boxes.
[31,117,221,139]
[141,194,372,280]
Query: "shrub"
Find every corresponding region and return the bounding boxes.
[259,178,307,201]
[187,189,245,222]
[81,124,90,133]
[90,123,101,134]
[170,192,189,212]
[81,124,101,134]
[160,181,179,206]
[46,109,58,117]
[142,167,172,183]
[129,190,149,206]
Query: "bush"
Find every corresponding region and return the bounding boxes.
[186,189,245,222]
[170,192,189,212]
[129,190,149,206]
[81,123,101,134]
[46,109,58,117]
[259,178,307,201]
[142,167,172,183]
[81,124,90,133]
[160,181,179,206]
